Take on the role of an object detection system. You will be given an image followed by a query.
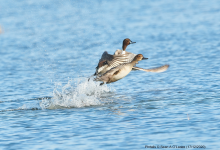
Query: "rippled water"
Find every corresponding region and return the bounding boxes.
[1,0,220,149]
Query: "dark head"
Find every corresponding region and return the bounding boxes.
[122,38,136,51]
[133,54,148,61]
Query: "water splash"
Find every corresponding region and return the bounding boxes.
[40,77,114,109]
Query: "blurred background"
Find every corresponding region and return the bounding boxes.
[1,0,220,149]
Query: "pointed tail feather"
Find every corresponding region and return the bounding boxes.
[132,64,169,73]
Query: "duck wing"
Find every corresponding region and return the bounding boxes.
[94,51,114,75]
[107,55,130,69]
[132,64,169,73]
[99,51,114,62]
[95,53,133,76]
[107,50,139,69]
[114,50,137,61]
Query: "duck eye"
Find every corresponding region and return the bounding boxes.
[104,61,108,65]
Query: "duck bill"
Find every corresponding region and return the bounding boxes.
[130,41,136,44]
[142,57,148,60]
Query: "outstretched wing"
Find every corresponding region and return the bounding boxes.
[114,50,137,62]
[107,51,137,70]
[95,51,135,75]
[99,51,114,62]
[107,55,129,69]
[132,64,169,73]
[94,51,114,75]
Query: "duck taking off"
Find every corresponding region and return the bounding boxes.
[94,38,169,76]
[95,38,148,76]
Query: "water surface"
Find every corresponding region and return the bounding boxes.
[1,0,220,149]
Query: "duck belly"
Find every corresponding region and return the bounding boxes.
[109,67,132,83]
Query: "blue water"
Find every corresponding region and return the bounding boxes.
[1,0,220,149]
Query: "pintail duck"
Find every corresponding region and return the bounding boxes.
[94,38,169,76]
[94,38,147,76]
[95,54,145,85]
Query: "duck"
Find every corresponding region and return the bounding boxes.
[95,54,145,85]
[94,38,169,76]
[94,38,148,76]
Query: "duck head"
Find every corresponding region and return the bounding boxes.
[134,54,148,61]
[122,38,136,51]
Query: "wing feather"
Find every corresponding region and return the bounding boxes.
[132,65,169,73]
